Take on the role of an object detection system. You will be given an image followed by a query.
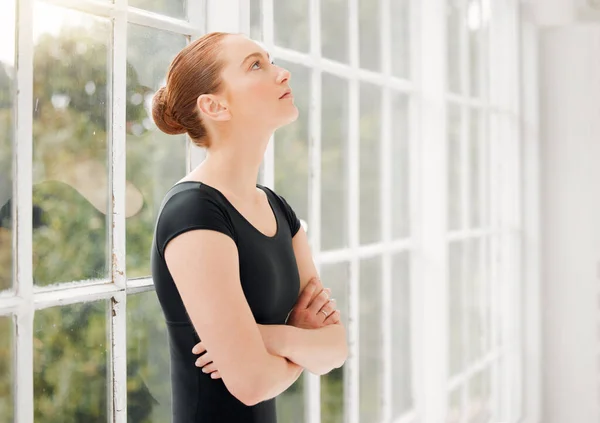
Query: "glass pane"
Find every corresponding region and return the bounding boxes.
[469,109,482,228]
[447,0,463,94]
[277,376,304,423]
[467,239,484,362]
[468,369,491,423]
[448,241,464,376]
[32,4,111,286]
[129,0,186,20]
[391,93,410,239]
[447,103,463,231]
[274,1,309,53]
[34,301,108,421]
[126,25,187,279]
[392,252,413,417]
[321,0,349,64]
[359,0,380,71]
[321,74,349,251]
[127,291,171,422]
[446,388,463,423]
[391,0,410,79]
[359,83,382,244]
[320,262,349,423]
[250,0,262,41]
[360,256,383,422]
[0,0,16,293]
[274,61,310,223]
[0,316,13,422]
[467,0,482,97]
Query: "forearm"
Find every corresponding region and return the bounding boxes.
[267,324,348,375]
[253,352,303,404]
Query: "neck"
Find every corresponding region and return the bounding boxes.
[196,126,272,200]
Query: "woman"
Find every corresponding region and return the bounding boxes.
[150,32,349,423]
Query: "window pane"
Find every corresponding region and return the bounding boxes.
[392,252,413,417]
[469,109,482,228]
[127,291,171,422]
[321,74,349,251]
[0,316,13,422]
[447,0,463,94]
[449,241,464,376]
[391,0,410,79]
[126,25,187,279]
[276,376,304,423]
[466,239,484,363]
[129,0,186,20]
[320,262,350,423]
[250,0,262,41]
[448,103,463,231]
[274,61,310,223]
[274,1,309,53]
[321,0,349,64]
[392,93,410,239]
[359,0,380,71]
[359,83,382,244]
[0,0,15,293]
[360,256,382,422]
[468,368,491,423]
[446,387,463,423]
[467,0,482,98]
[34,301,108,421]
[32,4,111,286]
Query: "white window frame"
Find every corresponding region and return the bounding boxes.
[1,0,532,422]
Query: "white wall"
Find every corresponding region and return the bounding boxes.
[539,23,600,423]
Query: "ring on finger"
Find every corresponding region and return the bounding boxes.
[320,309,328,317]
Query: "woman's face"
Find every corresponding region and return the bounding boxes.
[217,34,298,130]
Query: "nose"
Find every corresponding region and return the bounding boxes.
[276,66,291,84]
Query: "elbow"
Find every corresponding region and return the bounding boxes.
[223,369,270,406]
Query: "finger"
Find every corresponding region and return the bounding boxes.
[308,289,330,313]
[195,354,212,368]
[324,309,341,325]
[319,299,337,318]
[296,278,318,309]
[192,342,206,355]
[210,371,221,380]
[201,362,218,374]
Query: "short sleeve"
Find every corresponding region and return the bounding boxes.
[155,187,236,258]
[266,189,301,237]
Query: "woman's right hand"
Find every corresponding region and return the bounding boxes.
[286,277,340,329]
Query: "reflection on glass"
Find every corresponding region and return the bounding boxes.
[34,301,108,421]
[0,316,13,422]
[467,239,484,362]
[127,291,171,422]
[359,83,382,245]
[446,388,462,423]
[392,252,413,417]
[274,61,310,224]
[447,0,463,94]
[448,103,463,231]
[126,25,187,279]
[469,110,482,228]
[250,0,262,41]
[321,74,349,251]
[274,1,310,53]
[321,0,349,64]
[468,0,482,97]
[468,369,491,423]
[359,0,380,71]
[359,256,382,423]
[391,0,411,79]
[0,0,16,292]
[391,93,410,239]
[449,241,464,376]
[320,262,349,423]
[32,4,111,286]
[129,0,186,20]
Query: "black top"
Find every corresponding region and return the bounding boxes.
[150,181,302,423]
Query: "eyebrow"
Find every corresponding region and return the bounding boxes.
[241,51,271,67]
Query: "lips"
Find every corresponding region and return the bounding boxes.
[279,90,292,99]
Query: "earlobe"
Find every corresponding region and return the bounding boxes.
[197,94,231,122]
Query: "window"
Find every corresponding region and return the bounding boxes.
[0,0,523,422]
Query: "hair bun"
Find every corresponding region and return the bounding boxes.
[152,86,186,135]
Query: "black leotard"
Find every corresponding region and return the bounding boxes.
[150,181,301,423]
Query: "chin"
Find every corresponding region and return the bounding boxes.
[276,105,299,128]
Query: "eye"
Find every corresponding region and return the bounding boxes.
[251,60,261,70]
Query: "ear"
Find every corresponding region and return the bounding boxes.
[196,94,231,122]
